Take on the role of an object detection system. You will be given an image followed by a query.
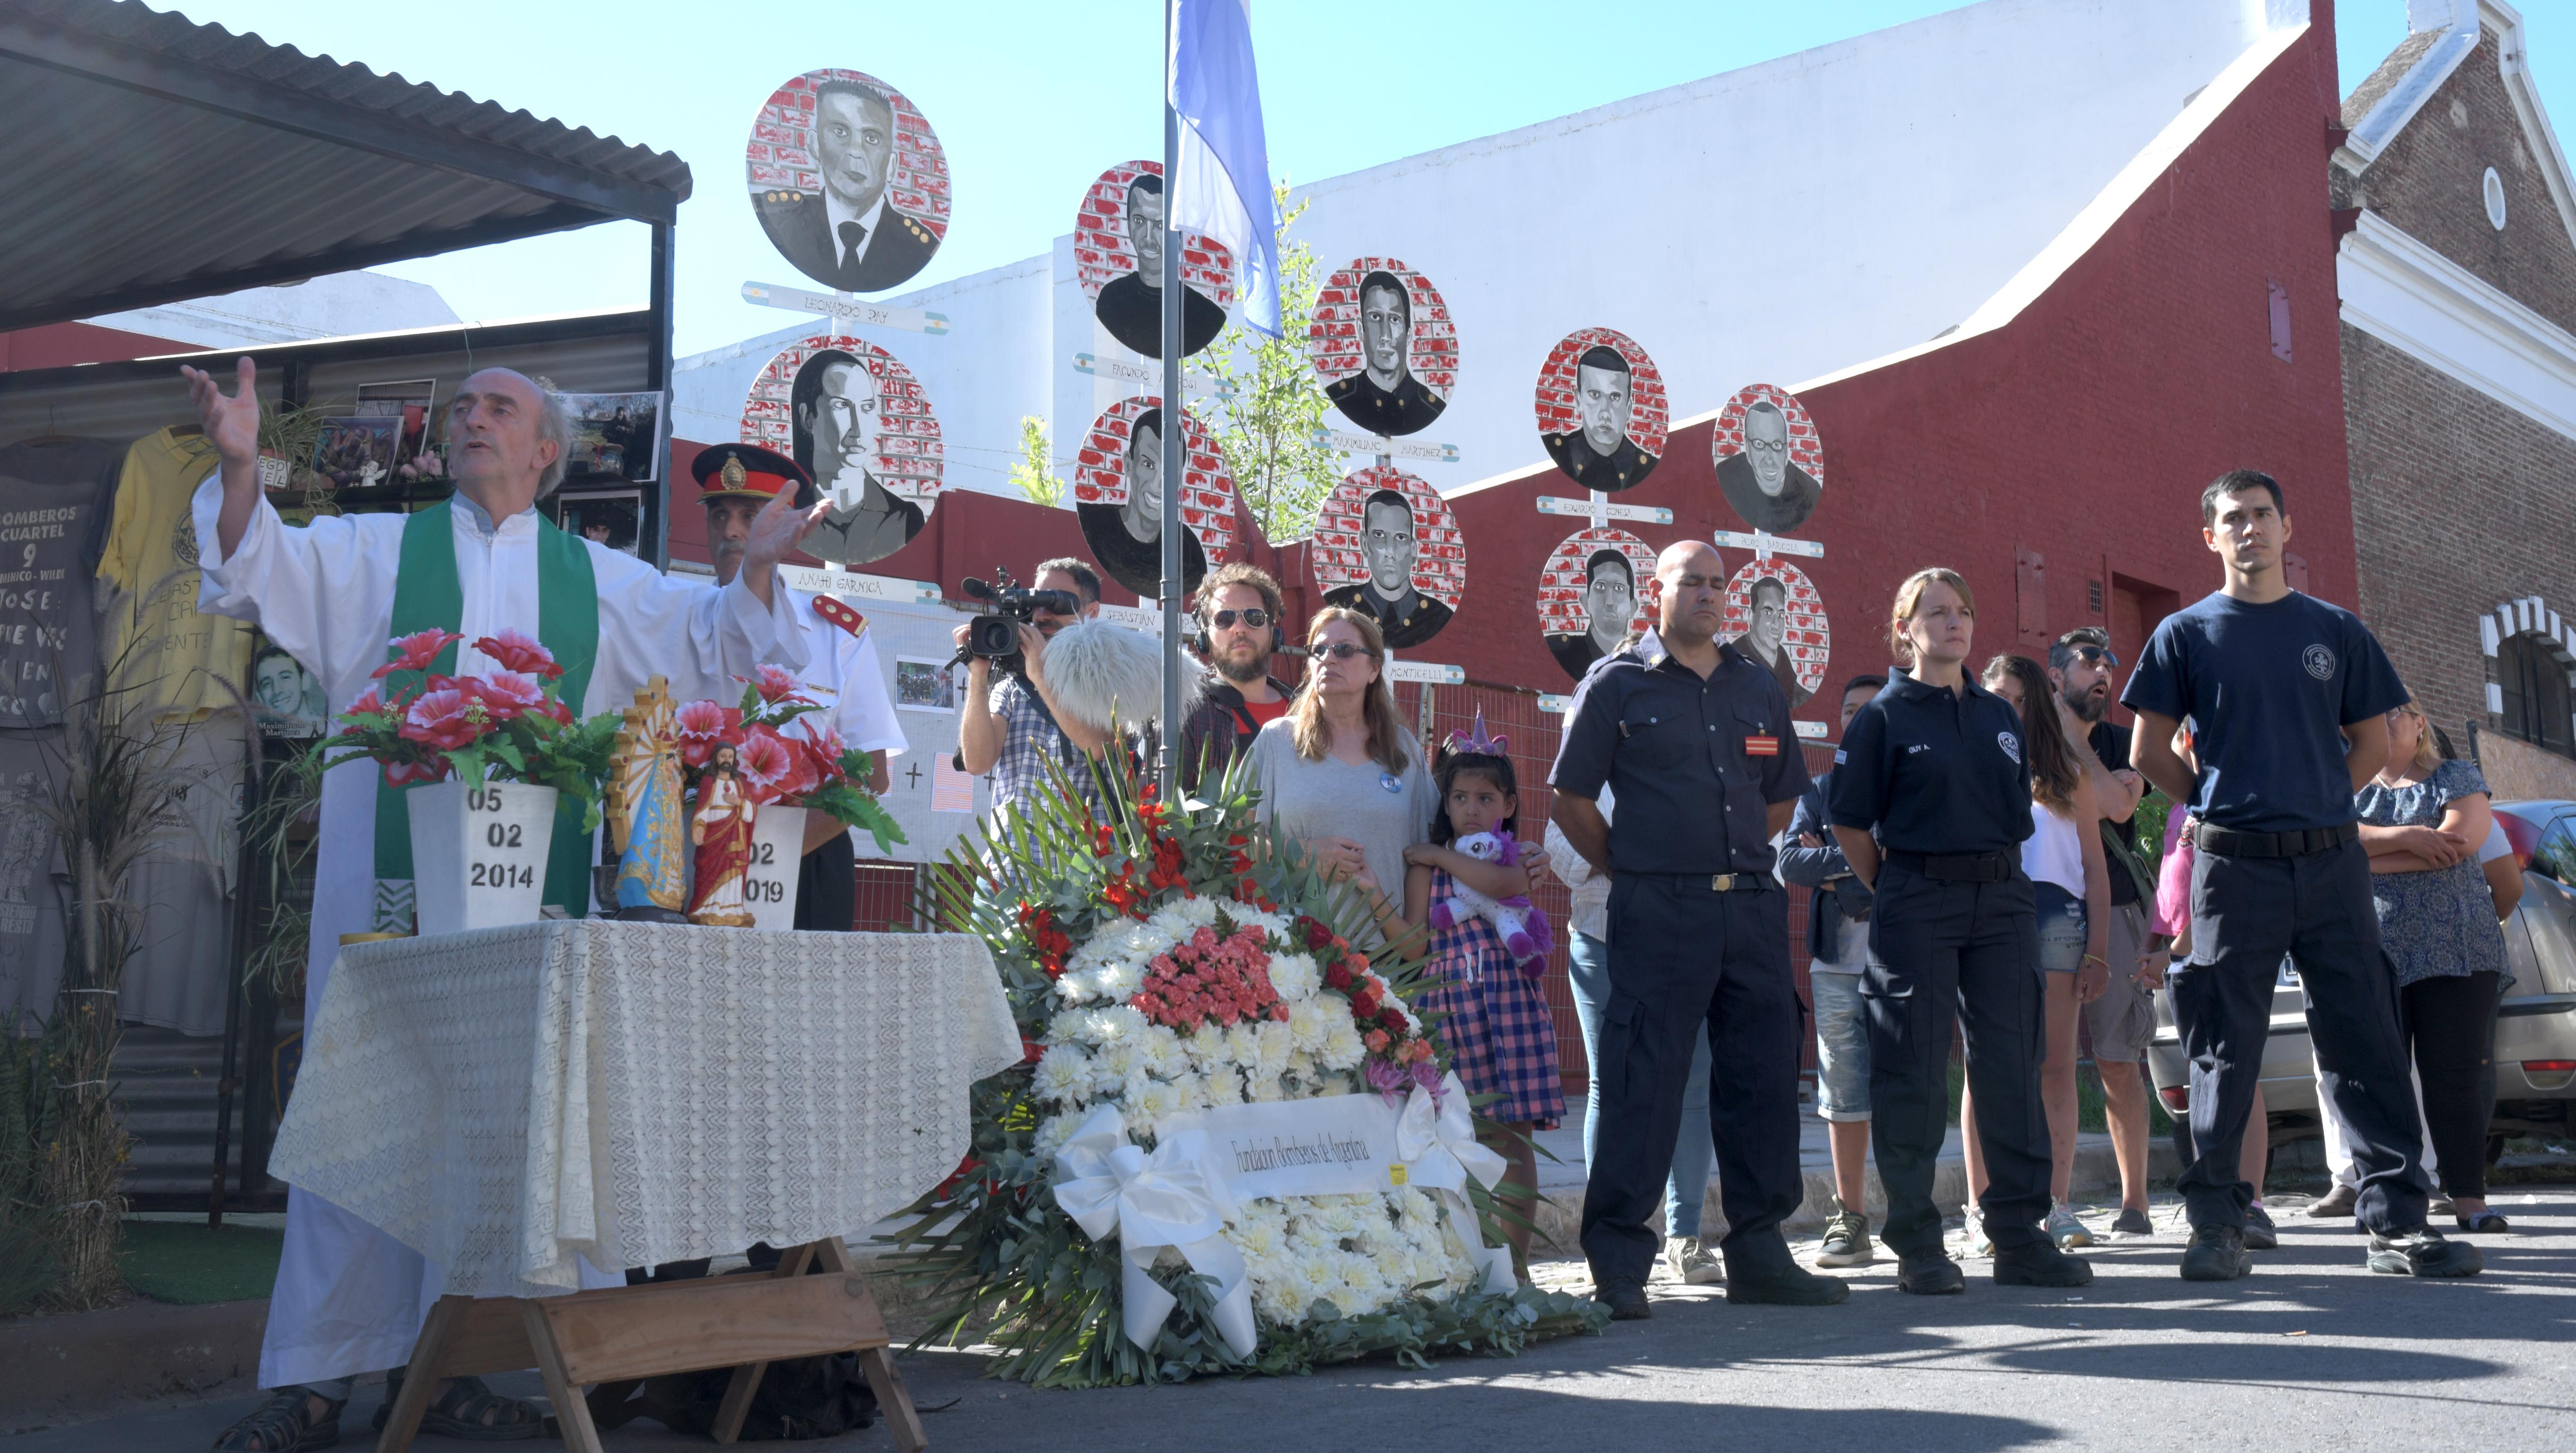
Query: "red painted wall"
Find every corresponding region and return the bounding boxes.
[0,320,194,371]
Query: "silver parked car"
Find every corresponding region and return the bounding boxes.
[2145,800,2576,1161]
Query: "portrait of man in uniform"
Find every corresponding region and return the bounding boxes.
[1324,271,1447,438]
[1715,398,1823,534]
[1728,574,1812,708]
[753,77,940,294]
[1546,547,1640,679]
[789,348,924,565]
[1322,486,1453,649]
[1543,345,1658,492]
[1091,172,1228,360]
[1076,407,1208,599]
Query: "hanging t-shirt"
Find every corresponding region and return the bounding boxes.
[2121,590,2407,833]
[96,429,254,719]
[0,438,119,728]
[0,731,68,1031]
[118,726,241,1036]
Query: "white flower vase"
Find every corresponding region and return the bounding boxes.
[743,804,807,931]
[407,779,558,936]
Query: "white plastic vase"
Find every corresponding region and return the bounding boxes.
[742,804,807,931]
[406,778,558,936]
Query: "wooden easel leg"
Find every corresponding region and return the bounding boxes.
[709,1242,821,1445]
[819,1239,927,1453]
[374,1295,465,1453]
[520,1301,606,1453]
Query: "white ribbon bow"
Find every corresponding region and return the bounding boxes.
[1051,1105,1259,1360]
[1395,1073,1519,1294]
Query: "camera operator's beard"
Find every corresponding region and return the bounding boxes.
[1214,646,1268,686]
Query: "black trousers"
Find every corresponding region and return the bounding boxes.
[1864,864,2049,1258]
[2406,970,2504,1200]
[794,831,856,932]
[2177,840,2427,1233]
[1580,873,1803,1288]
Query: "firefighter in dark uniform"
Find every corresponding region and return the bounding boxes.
[1827,567,2094,1293]
[1550,541,1847,1318]
[2125,470,2478,1280]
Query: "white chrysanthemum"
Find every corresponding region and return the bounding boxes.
[1138,1024,1191,1079]
[1394,1187,1437,1224]
[1253,1019,1295,1071]
[1131,1078,1184,1125]
[1245,1071,1285,1103]
[1281,1051,1319,1090]
[1322,1280,1371,1317]
[1165,896,1222,931]
[1047,1006,1091,1042]
[1317,1021,1365,1071]
[1265,952,1319,1003]
[1093,957,1145,1003]
[1234,1217,1283,1259]
[1080,1005,1141,1045]
[1032,1043,1093,1103]
[1030,1113,1077,1166]
[1200,1068,1245,1107]
[1091,1037,1140,1088]
[1187,1020,1226,1062]
[1285,997,1334,1052]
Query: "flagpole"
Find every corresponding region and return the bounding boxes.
[1157,0,1185,800]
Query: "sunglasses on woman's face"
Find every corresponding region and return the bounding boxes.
[1209,608,1271,630]
[1314,641,1375,661]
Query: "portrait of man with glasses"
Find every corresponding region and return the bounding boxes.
[1715,397,1823,534]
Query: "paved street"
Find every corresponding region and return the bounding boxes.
[16,1185,2571,1453]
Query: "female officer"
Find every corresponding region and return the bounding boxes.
[1825,569,2094,1293]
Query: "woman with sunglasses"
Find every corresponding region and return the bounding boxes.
[1247,606,1437,946]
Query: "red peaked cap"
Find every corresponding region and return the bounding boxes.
[691,442,816,508]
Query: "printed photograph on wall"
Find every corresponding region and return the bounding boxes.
[312,416,399,489]
[1721,559,1830,709]
[556,488,643,557]
[249,642,328,739]
[1070,395,1239,600]
[1534,328,1668,493]
[1537,527,1657,680]
[354,379,436,470]
[741,333,943,567]
[1307,258,1457,438]
[1309,465,1465,651]
[1711,383,1825,535]
[1074,159,1233,360]
[745,68,950,294]
[560,391,664,484]
[894,656,959,713]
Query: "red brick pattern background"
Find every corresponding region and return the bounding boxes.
[743,69,951,241]
[1536,527,1655,638]
[1070,394,1238,566]
[1709,382,1827,491]
[1531,326,1669,463]
[1306,258,1459,399]
[738,333,944,508]
[1308,465,1466,608]
[1071,159,1237,306]
[1721,559,1832,698]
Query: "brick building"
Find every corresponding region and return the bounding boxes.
[2335,0,2576,799]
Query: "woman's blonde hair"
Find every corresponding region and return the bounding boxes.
[2391,700,2443,774]
[1290,607,1410,773]
[1887,568,1975,666]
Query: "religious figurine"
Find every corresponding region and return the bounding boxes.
[686,741,757,927]
[605,676,687,921]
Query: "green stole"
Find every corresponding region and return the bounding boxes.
[372,500,600,926]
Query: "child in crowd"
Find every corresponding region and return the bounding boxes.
[1395,719,1564,1273]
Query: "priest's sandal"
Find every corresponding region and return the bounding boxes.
[1992,1240,2094,1287]
[2367,1228,2483,1277]
[1896,1251,1965,1295]
[372,1371,547,1440]
[2179,1224,2252,1281]
[211,1388,343,1452]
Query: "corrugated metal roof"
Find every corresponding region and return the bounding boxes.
[0,0,693,331]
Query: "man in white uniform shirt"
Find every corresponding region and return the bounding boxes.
[182,358,828,1452]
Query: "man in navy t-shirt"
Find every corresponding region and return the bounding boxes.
[2123,469,2477,1281]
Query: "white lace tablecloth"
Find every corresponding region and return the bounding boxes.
[268,921,1018,1296]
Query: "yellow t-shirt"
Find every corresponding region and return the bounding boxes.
[95,428,255,718]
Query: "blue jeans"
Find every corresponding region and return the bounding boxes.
[1567,930,1715,1237]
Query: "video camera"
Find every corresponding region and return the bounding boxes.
[953,568,1084,675]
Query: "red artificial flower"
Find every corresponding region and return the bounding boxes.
[742,664,811,706]
[473,629,562,680]
[794,724,850,789]
[380,755,450,788]
[372,628,461,680]
[398,687,489,753]
[674,699,744,769]
[536,697,576,726]
[735,726,812,805]
[466,671,545,722]
[343,686,390,719]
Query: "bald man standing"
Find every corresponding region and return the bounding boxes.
[1548,543,1846,1317]
[183,358,828,1452]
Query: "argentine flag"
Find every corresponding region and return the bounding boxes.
[1167,0,1281,338]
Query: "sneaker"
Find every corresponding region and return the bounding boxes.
[1896,1251,1966,1295]
[2366,1228,2482,1278]
[1963,1214,1994,1258]
[2305,1184,2358,1218]
[1993,1240,2095,1287]
[2179,1224,2252,1281]
[1662,1235,1726,1285]
[1594,1279,1652,1319]
[2047,1203,2094,1250]
[2242,1204,2279,1251]
[1815,1207,1877,1268]
[2107,1208,2155,1240]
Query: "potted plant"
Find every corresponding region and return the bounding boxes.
[326,629,620,934]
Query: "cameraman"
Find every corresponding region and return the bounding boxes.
[1178,562,1295,794]
[954,556,1110,813]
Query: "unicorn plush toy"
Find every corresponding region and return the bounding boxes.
[1425,712,1555,977]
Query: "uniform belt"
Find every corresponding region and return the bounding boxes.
[1882,850,2017,883]
[2191,822,2358,858]
[1630,871,1775,893]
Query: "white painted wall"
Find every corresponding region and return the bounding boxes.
[85,269,459,348]
[678,0,2302,512]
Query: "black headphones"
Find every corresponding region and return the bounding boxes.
[1191,599,1288,660]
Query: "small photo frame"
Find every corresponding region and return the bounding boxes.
[894,654,959,713]
[560,391,665,484]
[556,487,643,556]
[312,416,401,490]
[355,379,438,467]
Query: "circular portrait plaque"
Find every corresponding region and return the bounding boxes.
[1075,160,1235,360]
[746,68,950,294]
[1537,527,1658,681]
[1534,328,1668,493]
[1307,258,1457,438]
[740,334,942,566]
[1721,560,1830,710]
[1070,396,1238,601]
[1711,383,1826,535]
[1309,466,1465,651]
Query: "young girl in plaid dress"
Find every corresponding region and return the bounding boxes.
[1399,725,1564,1269]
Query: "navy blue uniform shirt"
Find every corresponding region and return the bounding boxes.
[2120,591,2407,833]
[1550,630,1811,875]
[1827,671,2034,855]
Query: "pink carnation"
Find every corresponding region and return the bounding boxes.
[474,629,562,680]
[373,628,461,679]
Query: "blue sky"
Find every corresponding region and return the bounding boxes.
[155,0,2576,356]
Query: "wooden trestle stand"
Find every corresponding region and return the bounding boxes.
[375,1236,927,1453]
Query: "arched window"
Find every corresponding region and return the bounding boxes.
[2498,631,2575,757]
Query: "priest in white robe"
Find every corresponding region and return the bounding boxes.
[182,359,828,1452]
